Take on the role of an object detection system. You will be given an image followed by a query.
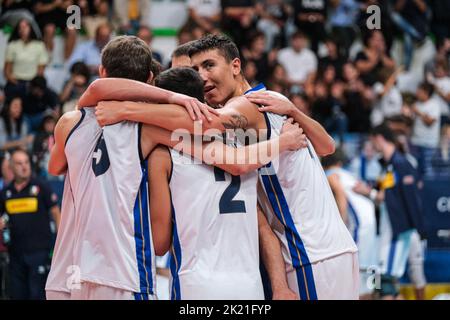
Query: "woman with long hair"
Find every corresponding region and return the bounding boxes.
[0,96,33,151]
[4,18,49,99]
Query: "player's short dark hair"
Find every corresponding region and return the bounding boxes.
[172,41,194,58]
[101,35,152,83]
[155,67,205,102]
[418,81,434,97]
[188,34,240,63]
[370,123,397,144]
[321,148,347,168]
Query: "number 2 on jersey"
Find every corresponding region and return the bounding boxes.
[214,167,247,214]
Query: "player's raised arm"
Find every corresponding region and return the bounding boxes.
[246,92,336,156]
[78,77,218,122]
[145,118,307,176]
[48,111,82,176]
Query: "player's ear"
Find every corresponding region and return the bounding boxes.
[231,58,241,77]
[147,71,154,85]
[98,65,107,78]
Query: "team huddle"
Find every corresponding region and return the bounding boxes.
[44,34,360,300]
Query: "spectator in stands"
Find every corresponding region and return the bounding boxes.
[1,0,34,12]
[171,41,194,68]
[78,0,110,40]
[354,30,395,86]
[66,23,112,77]
[0,148,60,300]
[277,31,317,92]
[254,0,289,50]
[242,30,276,83]
[341,62,373,132]
[221,0,257,48]
[329,0,360,59]
[33,0,77,59]
[0,97,32,152]
[22,76,60,132]
[411,82,441,176]
[266,62,289,95]
[289,92,311,117]
[426,57,450,125]
[113,0,151,34]
[390,0,429,71]
[292,0,327,54]
[370,67,404,127]
[31,114,56,178]
[4,18,49,100]
[319,38,345,79]
[242,59,258,87]
[429,0,450,44]
[186,0,221,34]
[136,26,164,64]
[59,62,90,114]
[430,124,450,177]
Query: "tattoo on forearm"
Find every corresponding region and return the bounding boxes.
[222,114,249,130]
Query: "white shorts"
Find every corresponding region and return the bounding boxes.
[46,282,154,300]
[287,252,360,300]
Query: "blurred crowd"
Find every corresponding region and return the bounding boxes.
[0,0,450,299]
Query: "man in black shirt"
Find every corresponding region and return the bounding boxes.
[0,148,60,299]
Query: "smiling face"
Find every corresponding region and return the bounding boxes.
[191,49,241,106]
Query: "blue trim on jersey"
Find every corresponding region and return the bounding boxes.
[65,108,86,146]
[347,201,360,243]
[260,167,317,300]
[386,237,397,275]
[244,83,266,94]
[169,191,182,300]
[133,162,154,297]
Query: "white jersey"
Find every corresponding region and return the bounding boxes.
[325,168,378,269]
[254,88,358,300]
[168,148,264,300]
[46,108,155,299]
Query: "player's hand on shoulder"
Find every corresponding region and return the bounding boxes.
[272,287,299,300]
[168,92,219,122]
[95,101,125,126]
[281,118,307,151]
[246,91,295,116]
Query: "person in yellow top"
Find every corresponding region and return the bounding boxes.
[4,19,49,100]
[114,0,151,34]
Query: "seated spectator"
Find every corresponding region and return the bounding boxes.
[348,139,382,186]
[266,63,289,95]
[0,97,32,152]
[370,67,404,127]
[426,57,450,125]
[31,114,56,178]
[411,82,441,175]
[289,92,311,117]
[186,0,221,34]
[390,0,429,71]
[242,30,276,83]
[242,59,259,87]
[137,26,164,64]
[319,38,345,79]
[277,31,317,91]
[354,30,395,86]
[66,23,112,77]
[59,62,91,114]
[33,0,77,59]
[255,0,289,50]
[221,0,257,48]
[113,0,151,34]
[341,62,373,133]
[79,0,110,39]
[22,76,60,132]
[292,0,327,54]
[4,18,49,100]
[329,0,360,59]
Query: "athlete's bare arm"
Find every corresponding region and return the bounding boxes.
[78,78,218,122]
[327,173,348,225]
[48,110,82,176]
[148,146,173,256]
[246,91,335,156]
[142,118,306,176]
[257,203,299,300]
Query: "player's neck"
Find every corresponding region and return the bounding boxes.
[234,76,252,98]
